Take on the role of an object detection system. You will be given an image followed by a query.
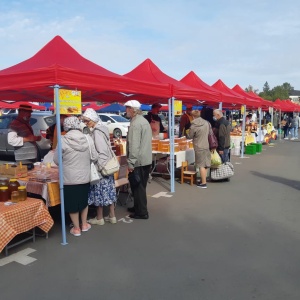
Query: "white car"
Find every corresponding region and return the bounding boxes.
[98,113,130,138]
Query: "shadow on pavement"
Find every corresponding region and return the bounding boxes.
[251,171,300,191]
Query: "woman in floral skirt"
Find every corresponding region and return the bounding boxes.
[82,108,117,225]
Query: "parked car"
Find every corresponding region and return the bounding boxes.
[0,111,52,160]
[98,113,130,138]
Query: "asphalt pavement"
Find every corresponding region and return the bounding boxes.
[1,138,300,300]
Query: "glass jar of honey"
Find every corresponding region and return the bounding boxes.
[18,186,27,201]
[0,187,9,202]
[0,177,9,187]
[11,191,19,203]
[8,178,20,200]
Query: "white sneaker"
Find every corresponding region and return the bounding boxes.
[104,216,117,224]
[284,137,289,140]
[109,217,117,224]
[291,137,296,140]
[88,217,105,225]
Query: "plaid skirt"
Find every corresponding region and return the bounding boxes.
[194,149,211,168]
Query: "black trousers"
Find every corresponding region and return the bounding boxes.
[131,165,151,215]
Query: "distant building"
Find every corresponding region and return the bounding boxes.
[289,90,300,103]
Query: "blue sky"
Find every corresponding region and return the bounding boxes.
[1,0,300,92]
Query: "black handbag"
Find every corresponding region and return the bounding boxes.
[128,170,141,187]
[208,122,218,150]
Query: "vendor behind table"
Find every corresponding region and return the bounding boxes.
[144,103,167,138]
[7,104,41,165]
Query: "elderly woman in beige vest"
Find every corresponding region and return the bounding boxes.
[188,110,211,189]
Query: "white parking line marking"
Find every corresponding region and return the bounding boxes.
[0,248,37,266]
[118,217,133,223]
[152,192,173,198]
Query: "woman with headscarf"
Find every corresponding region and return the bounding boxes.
[82,108,117,225]
[53,116,97,237]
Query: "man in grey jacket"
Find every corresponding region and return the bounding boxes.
[125,100,152,219]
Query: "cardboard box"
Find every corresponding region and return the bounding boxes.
[0,164,28,178]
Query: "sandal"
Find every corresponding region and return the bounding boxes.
[81,223,91,232]
[70,227,81,237]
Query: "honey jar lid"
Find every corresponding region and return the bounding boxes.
[18,186,26,190]
[0,186,8,190]
[9,178,18,182]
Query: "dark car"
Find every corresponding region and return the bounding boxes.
[0,111,52,161]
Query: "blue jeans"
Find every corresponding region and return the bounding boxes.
[218,148,229,163]
[292,127,298,138]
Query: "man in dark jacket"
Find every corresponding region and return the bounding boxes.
[179,106,193,137]
[144,103,166,137]
[213,109,231,163]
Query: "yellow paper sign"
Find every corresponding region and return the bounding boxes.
[54,89,82,115]
[174,100,182,116]
[241,105,245,115]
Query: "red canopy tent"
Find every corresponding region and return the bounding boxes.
[247,91,274,110]
[1,101,45,110]
[211,80,246,108]
[48,103,109,111]
[274,99,300,112]
[0,36,171,102]
[180,71,233,105]
[123,59,220,103]
[82,103,110,111]
[232,85,262,108]
[0,101,19,109]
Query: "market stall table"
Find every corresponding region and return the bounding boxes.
[151,149,195,175]
[17,157,128,207]
[17,167,60,207]
[0,198,54,256]
[230,134,256,156]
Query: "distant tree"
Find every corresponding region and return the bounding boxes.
[282,82,294,92]
[272,85,289,100]
[245,85,259,94]
[263,82,270,94]
[259,82,272,100]
[258,82,294,101]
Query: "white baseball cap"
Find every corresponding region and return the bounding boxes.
[124,100,141,109]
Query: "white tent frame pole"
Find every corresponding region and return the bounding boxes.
[279,109,282,141]
[271,107,274,125]
[259,107,262,143]
[169,97,175,193]
[240,104,247,158]
[54,85,67,246]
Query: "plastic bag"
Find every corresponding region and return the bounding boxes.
[42,150,57,167]
[211,150,222,168]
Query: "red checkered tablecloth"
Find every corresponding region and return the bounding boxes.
[0,198,54,253]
